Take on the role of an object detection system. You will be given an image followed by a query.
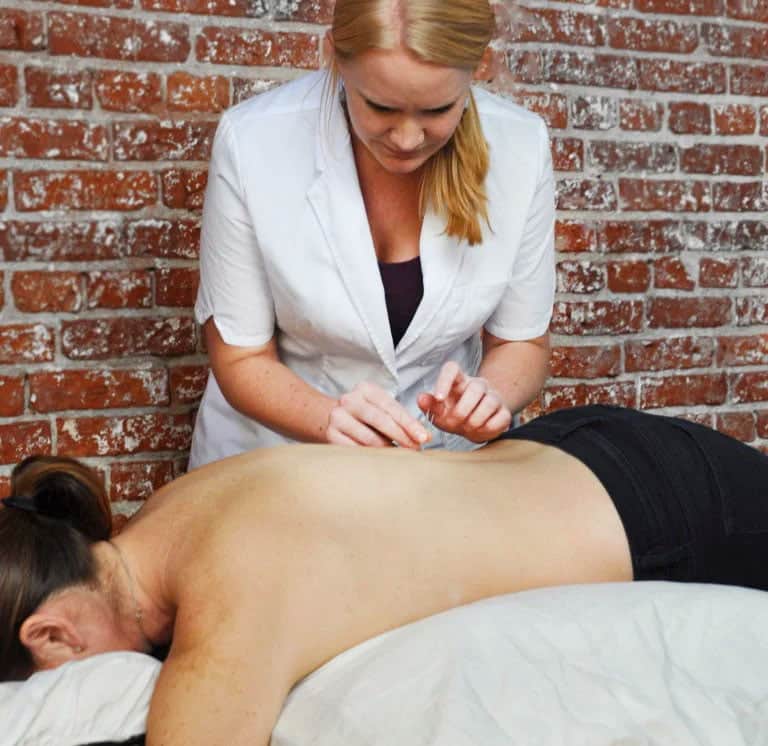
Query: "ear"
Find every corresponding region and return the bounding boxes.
[19,610,85,671]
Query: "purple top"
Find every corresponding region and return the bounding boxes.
[377,255,424,349]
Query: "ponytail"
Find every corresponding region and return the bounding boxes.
[420,91,490,246]
[0,456,111,681]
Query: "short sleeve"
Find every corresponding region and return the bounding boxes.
[484,119,555,341]
[194,114,276,347]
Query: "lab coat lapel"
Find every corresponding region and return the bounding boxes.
[307,87,397,378]
[396,211,465,362]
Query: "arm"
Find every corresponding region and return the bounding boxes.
[477,330,550,415]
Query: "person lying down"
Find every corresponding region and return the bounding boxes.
[1,404,767,746]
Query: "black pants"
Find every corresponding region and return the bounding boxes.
[497,405,768,591]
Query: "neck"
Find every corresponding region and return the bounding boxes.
[93,540,170,651]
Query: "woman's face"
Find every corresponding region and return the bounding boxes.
[336,45,473,175]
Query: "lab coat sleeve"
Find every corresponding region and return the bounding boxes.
[484,119,556,342]
[194,114,276,348]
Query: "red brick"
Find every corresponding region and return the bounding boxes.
[556,261,604,293]
[728,221,768,251]
[570,96,617,130]
[156,267,199,307]
[608,17,698,53]
[0,118,108,160]
[639,60,726,94]
[759,411,768,439]
[550,344,621,378]
[634,0,723,13]
[25,68,93,109]
[167,71,229,112]
[704,23,768,59]
[619,179,710,212]
[0,324,55,363]
[86,270,152,309]
[550,300,643,335]
[14,170,157,212]
[0,220,122,261]
[589,141,676,173]
[170,364,208,403]
[507,8,605,46]
[0,65,17,106]
[732,372,768,403]
[599,220,682,254]
[541,51,637,89]
[699,257,739,288]
[113,121,216,161]
[506,51,542,84]
[515,90,568,129]
[109,459,176,502]
[640,374,727,408]
[551,138,583,171]
[607,260,651,292]
[737,297,768,326]
[0,421,52,465]
[668,102,711,134]
[48,0,134,7]
[539,382,637,412]
[0,10,45,51]
[712,182,768,212]
[57,413,193,457]
[161,169,208,209]
[61,317,196,359]
[30,368,169,412]
[648,297,731,328]
[726,0,768,21]
[718,334,768,366]
[762,106,768,135]
[0,171,7,211]
[196,27,319,68]
[49,12,190,62]
[124,219,200,259]
[731,64,768,97]
[556,179,617,211]
[713,103,757,134]
[654,257,695,290]
[0,477,9,498]
[742,256,768,287]
[273,0,332,22]
[681,144,762,176]
[94,70,162,113]
[626,336,714,372]
[0,375,24,416]
[619,99,663,131]
[716,411,756,442]
[12,271,82,312]
[555,220,596,253]
[141,0,268,15]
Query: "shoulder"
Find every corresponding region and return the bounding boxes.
[219,70,328,141]
[474,86,548,146]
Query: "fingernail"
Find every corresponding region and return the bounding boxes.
[418,431,428,442]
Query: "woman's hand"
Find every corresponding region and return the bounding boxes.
[326,382,431,449]
[417,362,512,444]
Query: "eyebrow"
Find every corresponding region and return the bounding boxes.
[362,95,458,113]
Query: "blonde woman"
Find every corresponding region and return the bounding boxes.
[191,0,555,467]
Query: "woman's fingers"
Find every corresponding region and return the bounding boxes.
[327,382,429,448]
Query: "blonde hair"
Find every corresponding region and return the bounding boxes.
[329,0,494,246]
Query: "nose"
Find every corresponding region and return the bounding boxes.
[388,118,425,151]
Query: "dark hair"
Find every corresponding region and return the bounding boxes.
[0,455,112,681]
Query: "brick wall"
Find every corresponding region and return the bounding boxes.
[0,0,766,505]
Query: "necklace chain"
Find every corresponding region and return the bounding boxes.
[110,541,146,642]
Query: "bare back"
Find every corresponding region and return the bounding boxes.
[133,440,631,746]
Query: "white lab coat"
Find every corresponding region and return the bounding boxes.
[190,70,555,468]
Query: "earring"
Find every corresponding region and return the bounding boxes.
[464,96,470,111]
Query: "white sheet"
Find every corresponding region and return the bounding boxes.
[272,582,768,746]
[0,652,160,746]
[2,582,767,746]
